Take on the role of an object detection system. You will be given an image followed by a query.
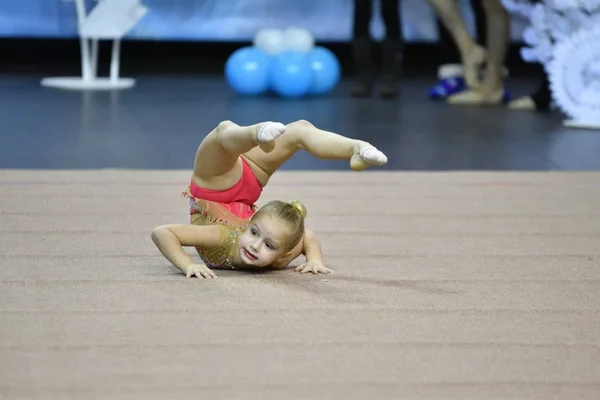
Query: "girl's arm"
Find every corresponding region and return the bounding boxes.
[301,229,323,263]
[272,230,331,274]
[296,229,331,274]
[151,224,227,273]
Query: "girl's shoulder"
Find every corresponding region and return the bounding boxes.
[192,217,244,269]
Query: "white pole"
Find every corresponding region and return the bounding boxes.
[90,39,99,79]
[110,39,121,82]
[74,0,92,81]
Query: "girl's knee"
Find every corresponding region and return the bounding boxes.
[287,119,313,130]
[216,120,235,133]
[213,120,240,144]
[281,120,314,149]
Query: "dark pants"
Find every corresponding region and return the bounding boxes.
[530,69,551,109]
[349,0,404,97]
[352,0,402,41]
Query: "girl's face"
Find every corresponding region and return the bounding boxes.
[237,214,290,267]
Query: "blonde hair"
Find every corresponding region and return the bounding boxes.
[251,200,307,251]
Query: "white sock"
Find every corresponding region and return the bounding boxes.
[359,146,388,166]
[257,122,286,143]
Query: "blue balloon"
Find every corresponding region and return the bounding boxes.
[225,47,271,95]
[269,51,312,98]
[307,47,341,95]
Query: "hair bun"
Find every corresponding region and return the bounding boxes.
[289,200,307,218]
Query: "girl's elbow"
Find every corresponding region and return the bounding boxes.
[151,225,168,244]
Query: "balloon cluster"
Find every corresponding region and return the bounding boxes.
[225,27,341,98]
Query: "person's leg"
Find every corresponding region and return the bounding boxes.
[427,0,487,88]
[509,70,551,111]
[242,120,388,186]
[480,0,509,93]
[529,71,552,110]
[351,0,374,97]
[352,0,372,39]
[433,12,466,85]
[448,0,509,105]
[191,121,285,189]
[433,0,485,81]
[380,0,403,98]
[381,0,402,41]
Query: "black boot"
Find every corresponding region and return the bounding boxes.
[380,38,403,99]
[530,72,552,111]
[351,37,373,98]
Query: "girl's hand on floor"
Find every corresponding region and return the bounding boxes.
[185,264,217,279]
[295,260,333,275]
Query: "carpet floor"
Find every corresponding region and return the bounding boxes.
[1,170,599,399]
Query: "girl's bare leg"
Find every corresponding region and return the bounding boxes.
[448,0,509,105]
[242,120,387,186]
[427,0,487,88]
[191,120,285,190]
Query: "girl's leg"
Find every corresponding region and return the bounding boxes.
[242,120,387,185]
[191,120,285,189]
[427,0,487,88]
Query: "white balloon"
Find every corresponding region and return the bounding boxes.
[253,29,286,55]
[282,27,315,53]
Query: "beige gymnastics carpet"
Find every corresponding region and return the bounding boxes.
[1,169,599,400]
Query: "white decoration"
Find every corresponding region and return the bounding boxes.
[252,29,286,55]
[503,0,600,129]
[253,27,315,55]
[549,24,600,129]
[282,27,315,54]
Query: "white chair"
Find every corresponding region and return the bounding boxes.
[41,0,148,91]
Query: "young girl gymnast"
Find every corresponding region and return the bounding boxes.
[151,119,388,279]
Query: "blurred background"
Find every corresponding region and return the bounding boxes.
[0,0,527,41]
[0,0,532,75]
[0,0,598,170]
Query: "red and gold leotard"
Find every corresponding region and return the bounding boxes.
[181,158,263,269]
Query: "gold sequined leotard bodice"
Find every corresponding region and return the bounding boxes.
[187,197,254,270]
